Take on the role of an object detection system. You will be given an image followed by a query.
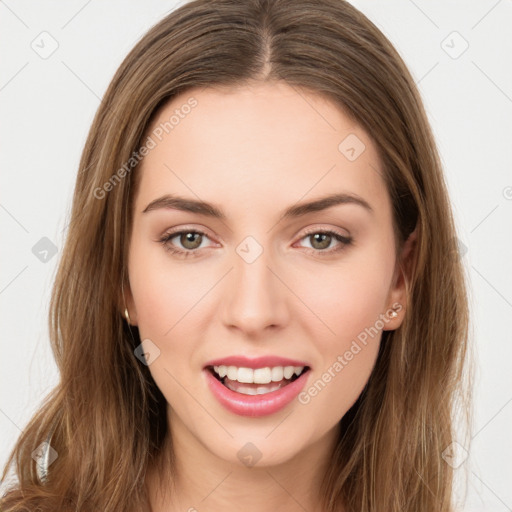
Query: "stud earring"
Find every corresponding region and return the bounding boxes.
[389,309,398,319]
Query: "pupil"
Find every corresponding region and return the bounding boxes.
[182,232,201,249]
[312,233,330,249]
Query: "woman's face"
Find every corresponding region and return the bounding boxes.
[126,81,408,467]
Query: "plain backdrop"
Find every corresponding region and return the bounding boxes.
[1,1,511,510]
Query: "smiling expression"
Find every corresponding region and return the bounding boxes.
[125,81,407,467]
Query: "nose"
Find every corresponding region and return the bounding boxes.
[220,245,290,337]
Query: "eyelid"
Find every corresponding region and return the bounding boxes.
[296,224,351,240]
[160,225,218,242]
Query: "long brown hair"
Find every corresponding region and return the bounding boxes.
[0,1,471,510]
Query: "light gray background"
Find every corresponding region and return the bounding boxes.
[1,1,511,509]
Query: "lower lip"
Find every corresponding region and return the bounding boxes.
[204,368,310,417]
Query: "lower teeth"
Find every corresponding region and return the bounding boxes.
[224,380,289,395]
[221,373,302,395]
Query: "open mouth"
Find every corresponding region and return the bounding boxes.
[206,365,310,396]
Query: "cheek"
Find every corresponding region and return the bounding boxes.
[128,240,213,338]
[128,244,218,404]
[296,252,393,343]
[128,248,207,411]
[293,251,393,419]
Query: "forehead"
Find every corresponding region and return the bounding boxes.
[135,82,389,218]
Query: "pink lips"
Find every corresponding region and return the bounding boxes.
[203,355,311,417]
[203,355,310,369]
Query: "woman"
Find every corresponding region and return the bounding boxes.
[0,0,471,511]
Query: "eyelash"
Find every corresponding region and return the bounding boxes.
[159,228,353,259]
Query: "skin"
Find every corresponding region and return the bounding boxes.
[124,81,415,512]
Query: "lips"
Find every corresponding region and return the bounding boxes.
[203,355,312,417]
[203,355,311,369]
[203,366,310,417]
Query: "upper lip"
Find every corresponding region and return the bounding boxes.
[203,355,311,369]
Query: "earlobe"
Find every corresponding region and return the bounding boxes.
[383,227,418,331]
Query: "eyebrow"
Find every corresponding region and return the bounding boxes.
[142,192,373,219]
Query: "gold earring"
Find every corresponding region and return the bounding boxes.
[121,280,132,325]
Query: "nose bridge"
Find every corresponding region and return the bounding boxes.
[220,237,288,334]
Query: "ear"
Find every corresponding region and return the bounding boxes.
[382,227,418,331]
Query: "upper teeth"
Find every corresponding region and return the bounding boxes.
[213,365,304,384]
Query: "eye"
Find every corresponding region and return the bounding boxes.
[295,229,353,255]
[159,227,353,259]
[159,229,215,258]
